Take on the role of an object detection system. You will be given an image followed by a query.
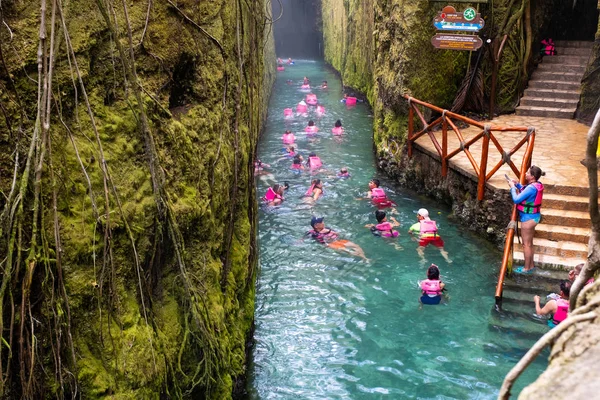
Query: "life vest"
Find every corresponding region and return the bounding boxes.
[371,187,386,199]
[308,156,322,169]
[305,184,322,197]
[283,108,293,117]
[419,219,438,237]
[332,126,343,135]
[316,105,325,114]
[263,187,281,202]
[291,163,302,170]
[306,94,318,105]
[420,279,442,295]
[375,222,398,238]
[307,228,337,243]
[305,125,318,133]
[552,298,569,325]
[516,182,544,214]
[541,39,556,56]
[282,133,295,144]
[337,172,350,178]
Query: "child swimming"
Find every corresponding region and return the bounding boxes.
[305,216,367,260]
[337,167,350,178]
[305,179,324,201]
[366,210,400,237]
[419,264,445,305]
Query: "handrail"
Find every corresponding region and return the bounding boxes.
[404,95,536,306]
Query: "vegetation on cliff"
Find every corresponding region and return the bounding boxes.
[0,0,274,398]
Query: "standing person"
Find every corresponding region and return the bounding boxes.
[534,280,571,328]
[419,264,446,305]
[409,208,451,263]
[508,165,545,274]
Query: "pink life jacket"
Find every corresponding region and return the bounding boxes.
[291,163,302,170]
[541,39,556,55]
[375,222,399,238]
[419,219,438,236]
[516,182,544,214]
[308,156,322,169]
[552,298,569,324]
[420,279,442,295]
[297,103,308,113]
[263,187,282,202]
[277,66,285,71]
[282,133,295,144]
[371,187,386,199]
[305,125,318,133]
[316,105,325,114]
[305,184,323,197]
[345,96,357,105]
[306,94,318,105]
[332,126,343,135]
[283,108,293,117]
[301,84,310,90]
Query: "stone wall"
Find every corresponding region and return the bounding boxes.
[0,0,274,398]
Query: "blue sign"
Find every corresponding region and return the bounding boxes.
[434,21,485,31]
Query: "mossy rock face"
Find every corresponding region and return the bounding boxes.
[0,0,274,398]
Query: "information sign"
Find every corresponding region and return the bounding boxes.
[431,34,483,51]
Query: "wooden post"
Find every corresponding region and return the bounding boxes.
[408,103,414,157]
[478,125,491,200]
[489,35,508,121]
[442,112,448,176]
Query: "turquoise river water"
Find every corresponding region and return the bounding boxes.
[248,61,547,399]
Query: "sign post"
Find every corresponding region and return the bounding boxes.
[431,6,484,51]
[431,33,483,51]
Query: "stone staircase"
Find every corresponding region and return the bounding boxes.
[516,40,593,119]
[513,184,591,271]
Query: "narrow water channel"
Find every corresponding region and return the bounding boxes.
[248,61,546,399]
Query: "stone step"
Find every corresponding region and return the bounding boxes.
[515,105,576,118]
[542,55,590,65]
[544,184,591,197]
[555,40,595,49]
[519,96,579,108]
[556,47,593,57]
[534,223,590,244]
[503,270,566,292]
[513,236,588,258]
[512,251,584,270]
[532,71,584,83]
[544,193,591,212]
[488,313,550,338]
[527,79,581,90]
[542,208,590,228]
[494,299,550,325]
[537,62,587,74]
[523,88,581,100]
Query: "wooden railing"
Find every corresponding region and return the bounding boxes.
[404,95,536,306]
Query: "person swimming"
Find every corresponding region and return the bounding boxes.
[366,210,400,238]
[305,120,319,133]
[321,80,328,89]
[305,216,367,260]
[367,179,396,208]
[419,264,445,305]
[305,179,324,201]
[282,130,295,144]
[263,183,286,206]
[306,152,322,169]
[303,76,310,85]
[337,167,350,178]
[332,119,344,135]
[291,154,305,171]
[284,146,295,157]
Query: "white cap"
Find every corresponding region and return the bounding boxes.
[417,208,429,218]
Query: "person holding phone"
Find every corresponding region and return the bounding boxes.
[507,165,545,274]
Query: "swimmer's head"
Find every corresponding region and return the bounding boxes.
[375,210,386,223]
[417,208,429,220]
[335,119,342,128]
[369,179,380,189]
[310,216,324,228]
[427,264,440,280]
[340,167,348,174]
[308,120,315,126]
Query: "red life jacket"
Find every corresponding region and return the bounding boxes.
[420,279,442,295]
[516,182,544,214]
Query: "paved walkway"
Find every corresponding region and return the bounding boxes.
[414,114,592,191]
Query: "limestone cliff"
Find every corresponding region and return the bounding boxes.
[0,0,274,398]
